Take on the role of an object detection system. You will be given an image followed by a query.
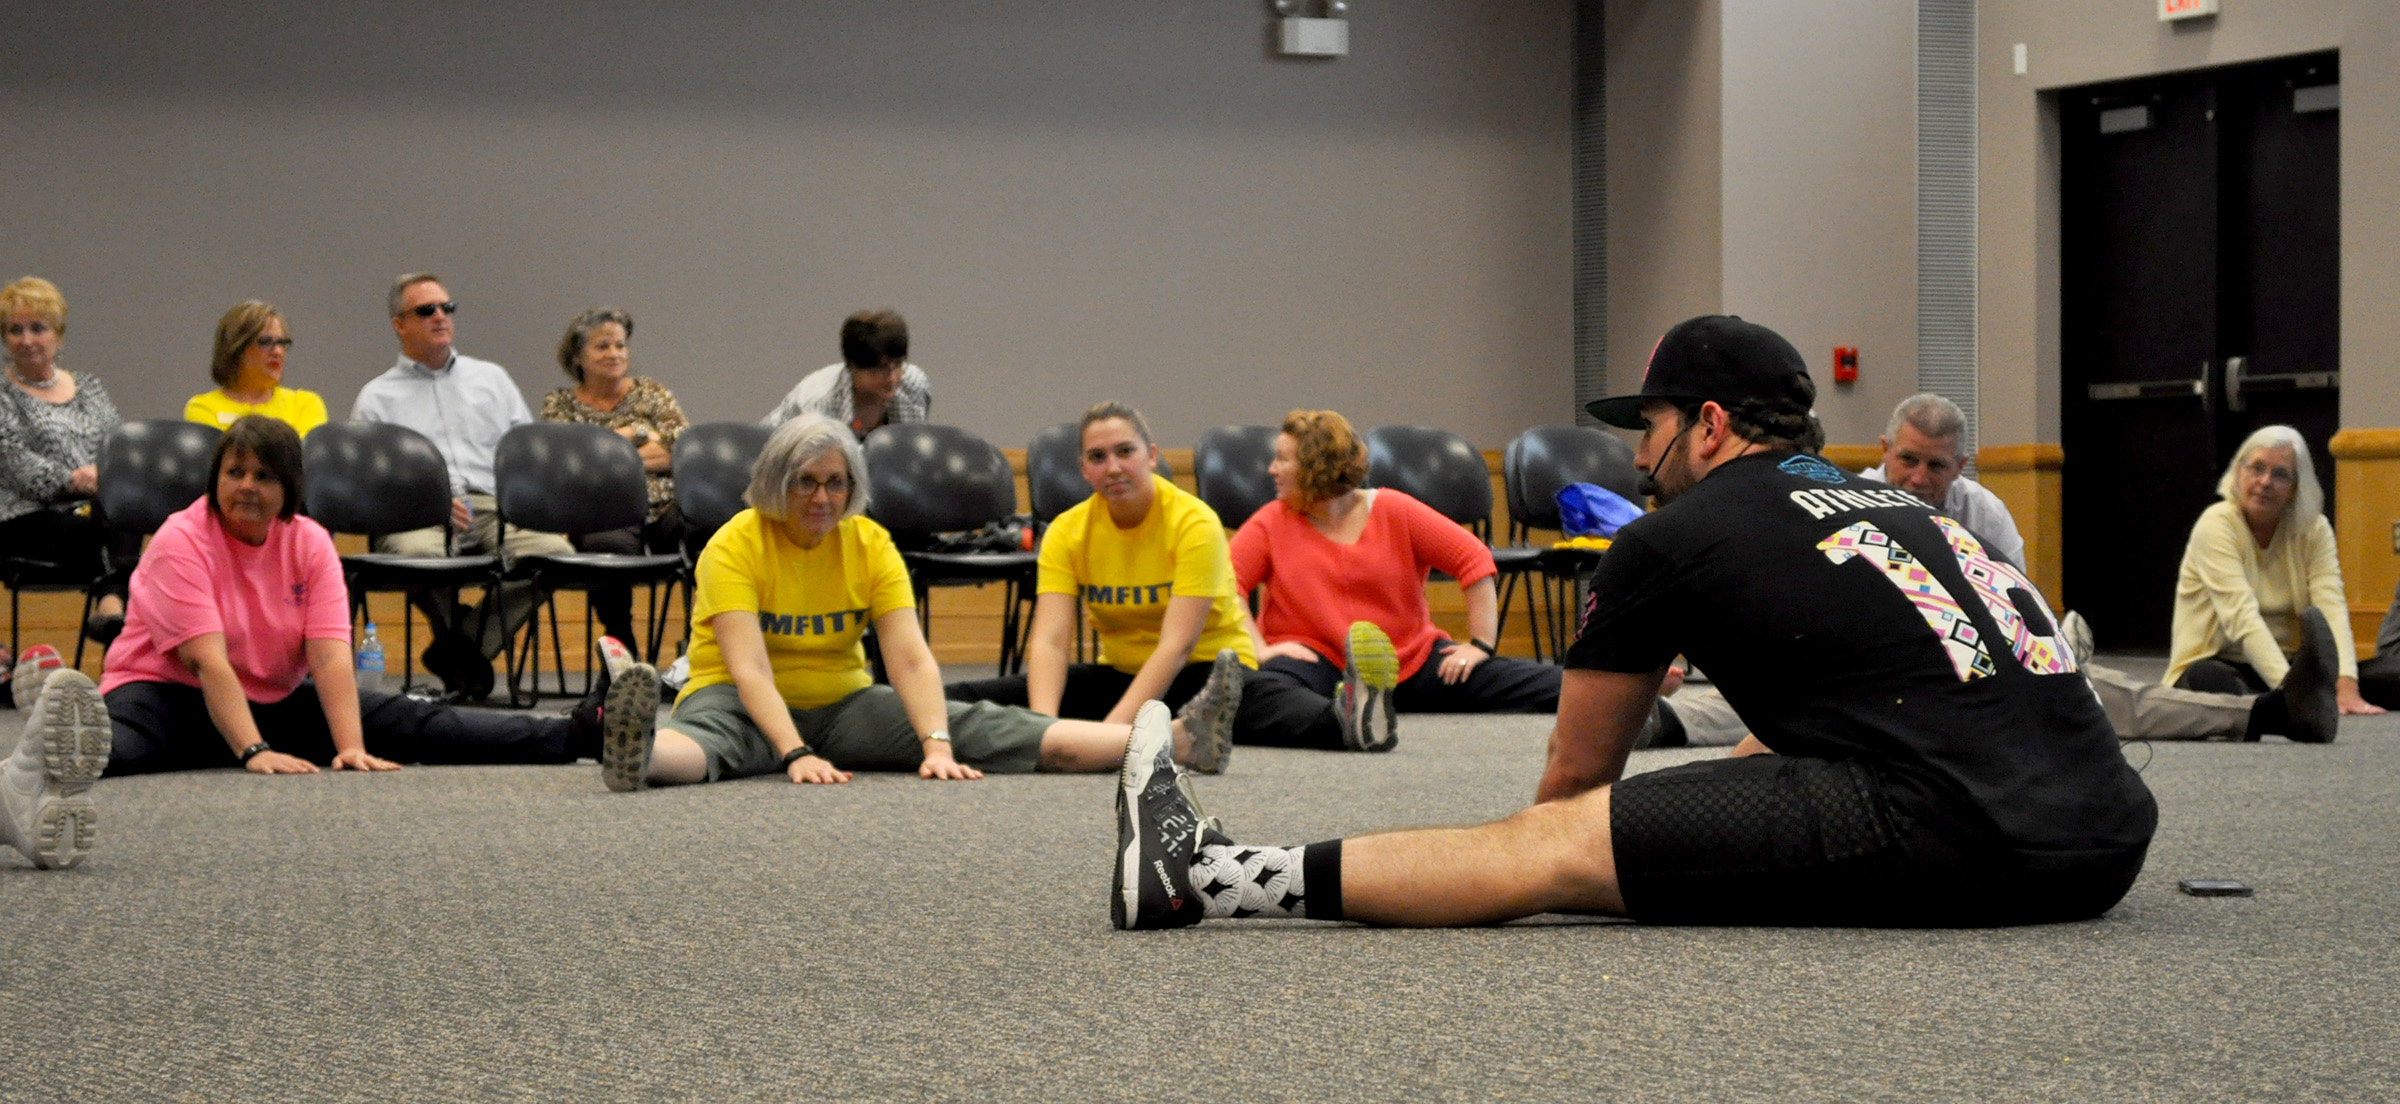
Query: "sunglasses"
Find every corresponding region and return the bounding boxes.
[403,301,459,318]
[253,336,295,350]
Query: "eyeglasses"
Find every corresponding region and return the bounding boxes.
[794,475,851,498]
[253,336,295,350]
[2241,461,2297,486]
[403,301,459,318]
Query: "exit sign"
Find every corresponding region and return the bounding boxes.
[2161,0,2219,20]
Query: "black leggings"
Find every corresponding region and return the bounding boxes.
[1246,641,1563,731]
[945,660,1343,749]
[103,680,582,776]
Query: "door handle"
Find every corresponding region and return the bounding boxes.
[2225,355,2245,413]
[2086,360,2208,402]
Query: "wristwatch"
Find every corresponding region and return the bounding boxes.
[238,741,272,763]
[777,745,814,769]
[922,730,952,744]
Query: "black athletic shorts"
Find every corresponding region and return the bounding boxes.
[1609,755,2148,927]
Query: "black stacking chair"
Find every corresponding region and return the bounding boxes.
[669,422,773,648]
[1026,423,1091,525]
[12,421,222,668]
[304,422,502,693]
[1364,425,1493,535]
[3,541,99,667]
[863,424,1037,673]
[1193,425,1279,531]
[1499,425,1642,660]
[492,423,685,705]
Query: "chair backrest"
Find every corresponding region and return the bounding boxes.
[673,422,774,545]
[1503,425,1642,530]
[861,423,1015,534]
[1193,425,1279,529]
[494,422,648,537]
[1025,423,1088,523]
[303,421,456,538]
[95,420,223,537]
[1364,425,1491,533]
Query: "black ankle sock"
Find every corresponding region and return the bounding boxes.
[1303,838,1344,922]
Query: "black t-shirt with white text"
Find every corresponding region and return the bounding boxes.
[1567,451,2156,860]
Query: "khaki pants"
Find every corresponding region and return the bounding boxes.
[2084,663,2254,741]
[373,494,572,659]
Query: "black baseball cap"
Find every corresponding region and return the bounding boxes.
[1583,315,1812,429]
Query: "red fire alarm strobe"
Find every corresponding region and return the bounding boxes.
[1833,346,1859,384]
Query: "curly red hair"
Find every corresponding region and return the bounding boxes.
[1281,409,1368,511]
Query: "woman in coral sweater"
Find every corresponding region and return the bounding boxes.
[1229,410,1561,752]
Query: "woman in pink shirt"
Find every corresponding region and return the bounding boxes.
[1229,410,1560,749]
[97,416,660,777]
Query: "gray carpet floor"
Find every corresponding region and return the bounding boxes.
[5,664,2397,1102]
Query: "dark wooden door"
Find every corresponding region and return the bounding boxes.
[2060,52,2340,650]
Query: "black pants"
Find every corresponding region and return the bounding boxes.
[1250,641,1562,724]
[103,680,582,776]
[570,503,687,649]
[0,504,143,598]
[945,660,1341,749]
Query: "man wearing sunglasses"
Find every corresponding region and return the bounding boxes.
[350,273,571,700]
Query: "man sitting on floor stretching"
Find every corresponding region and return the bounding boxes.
[1109,314,2159,929]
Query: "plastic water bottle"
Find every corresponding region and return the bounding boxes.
[356,622,387,694]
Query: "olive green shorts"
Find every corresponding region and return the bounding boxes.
[665,683,1052,781]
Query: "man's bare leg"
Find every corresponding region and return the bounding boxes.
[1337,786,1626,925]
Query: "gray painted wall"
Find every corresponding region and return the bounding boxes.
[1,1,1572,448]
[1603,0,1918,449]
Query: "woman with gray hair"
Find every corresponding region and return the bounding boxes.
[540,306,689,648]
[2165,424,2380,716]
[604,415,1225,791]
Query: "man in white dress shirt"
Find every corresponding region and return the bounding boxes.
[351,273,571,699]
[1857,393,2026,573]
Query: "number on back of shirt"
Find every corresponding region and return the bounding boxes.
[1818,515,2075,682]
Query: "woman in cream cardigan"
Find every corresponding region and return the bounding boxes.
[2166,424,2382,716]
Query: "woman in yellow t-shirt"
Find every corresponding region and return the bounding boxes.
[183,301,329,438]
[603,415,1224,790]
[946,402,1336,759]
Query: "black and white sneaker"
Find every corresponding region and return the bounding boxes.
[599,662,661,792]
[1175,649,1243,775]
[1336,622,1399,752]
[1112,700,1209,930]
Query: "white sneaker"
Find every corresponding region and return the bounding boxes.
[11,644,65,711]
[2060,610,2095,669]
[2,669,107,869]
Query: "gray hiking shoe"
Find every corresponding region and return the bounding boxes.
[599,662,661,792]
[1176,649,1243,774]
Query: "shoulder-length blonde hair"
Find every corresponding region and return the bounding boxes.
[1281,409,1368,512]
[2217,424,2323,534]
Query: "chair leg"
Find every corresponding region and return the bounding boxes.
[1495,572,1519,656]
[71,589,95,669]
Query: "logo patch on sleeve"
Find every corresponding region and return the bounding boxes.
[1777,454,1849,485]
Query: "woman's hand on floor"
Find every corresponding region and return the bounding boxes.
[918,752,984,781]
[330,748,402,772]
[787,756,852,785]
[245,751,320,775]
